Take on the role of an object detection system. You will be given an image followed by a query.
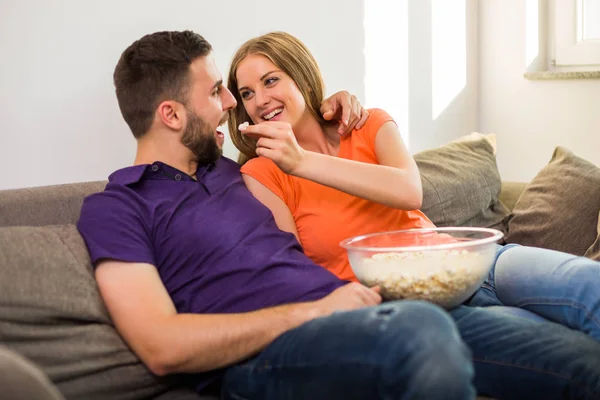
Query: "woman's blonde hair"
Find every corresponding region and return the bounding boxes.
[227,32,330,165]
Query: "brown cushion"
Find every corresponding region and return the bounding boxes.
[584,210,600,261]
[0,225,195,400]
[414,136,509,232]
[505,147,600,256]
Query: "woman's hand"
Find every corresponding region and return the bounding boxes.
[241,121,307,174]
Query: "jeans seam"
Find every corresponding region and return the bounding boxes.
[473,357,599,397]
[513,297,600,330]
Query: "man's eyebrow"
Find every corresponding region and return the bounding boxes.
[211,79,223,91]
[238,70,281,92]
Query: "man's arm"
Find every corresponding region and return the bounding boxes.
[321,91,369,135]
[96,260,381,376]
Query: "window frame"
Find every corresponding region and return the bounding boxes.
[551,0,600,68]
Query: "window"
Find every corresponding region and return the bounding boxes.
[552,0,600,68]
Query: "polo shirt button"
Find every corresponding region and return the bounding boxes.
[151,165,159,172]
[175,174,182,181]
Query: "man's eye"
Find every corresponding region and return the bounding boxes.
[213,87,221,96]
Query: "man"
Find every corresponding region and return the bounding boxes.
[78,31,600,400]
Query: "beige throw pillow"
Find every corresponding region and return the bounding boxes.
[415,134,509,232]
[505,147,600,256]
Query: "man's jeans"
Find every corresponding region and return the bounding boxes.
[222,301,475,400]
[223,245,600,400]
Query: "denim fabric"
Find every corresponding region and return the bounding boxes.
[221,245,600,400]
[222,301,475,400]
[467,244,600,341]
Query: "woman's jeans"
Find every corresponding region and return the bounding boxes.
[223,245,600,400]
[467,244,600,340]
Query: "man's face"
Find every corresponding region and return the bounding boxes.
[181,55,237,163]
[180,107,224,165]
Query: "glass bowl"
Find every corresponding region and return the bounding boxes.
[340,227,504,309]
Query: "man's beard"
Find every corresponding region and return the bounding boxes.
[180,108,222,166]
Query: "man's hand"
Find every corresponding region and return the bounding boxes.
[313,282,382,317]
[320,91,369,136]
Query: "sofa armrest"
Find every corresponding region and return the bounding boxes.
[0,346,64,400]
[499,181,527,212]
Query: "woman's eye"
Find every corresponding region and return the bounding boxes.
[265,77,278,86]
[240,91,252,100]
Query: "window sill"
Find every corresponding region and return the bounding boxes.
[524,70,600,80]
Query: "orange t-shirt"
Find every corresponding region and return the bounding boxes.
[241,108,434,282]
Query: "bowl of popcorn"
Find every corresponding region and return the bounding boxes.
[340,228,504,309]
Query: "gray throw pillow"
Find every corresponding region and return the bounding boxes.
[505,147,600,256]
[414,137,509,232]
[0,225,192,400]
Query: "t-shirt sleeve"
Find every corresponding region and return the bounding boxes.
[240,158,297,213]
[363,108,396,146]
[77,188,155,267]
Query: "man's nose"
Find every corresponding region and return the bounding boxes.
[222,88,237,111]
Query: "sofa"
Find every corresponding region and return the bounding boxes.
[1,134,599,399]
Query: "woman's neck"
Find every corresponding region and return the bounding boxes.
[294,113,340,156]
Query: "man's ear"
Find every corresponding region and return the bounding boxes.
[156,100,185,131]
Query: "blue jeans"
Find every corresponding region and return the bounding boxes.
[222,245,600,400]
[461,244,600,399]
[467,244,600,340]
[222,301,475,400]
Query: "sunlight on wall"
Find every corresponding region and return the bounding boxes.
[364,0,410,146]
[431,0,466,120]
[525,0,540,68]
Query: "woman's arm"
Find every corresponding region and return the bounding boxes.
[242,120,423,210]
[242,174,301,243]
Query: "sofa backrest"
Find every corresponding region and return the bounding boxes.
[0,181,106,227]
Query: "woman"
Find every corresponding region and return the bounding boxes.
[227,31,600,341]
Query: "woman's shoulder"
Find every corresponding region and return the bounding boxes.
[240,156,288,186]
[241,156,279,173]
[362,108,394,132]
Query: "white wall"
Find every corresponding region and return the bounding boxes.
[1,0,480,190]
[407,0,479,153]
[0,0,365,190]
[479,0,600,181]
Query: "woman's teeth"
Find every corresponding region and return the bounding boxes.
[264,108,283,120]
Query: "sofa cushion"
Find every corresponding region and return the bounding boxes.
[0,345,64,400]
[414,134,509,232]
[0,181,107,227]
[505,147,600,257]
[584,210,600,261]
[0,225,198,400]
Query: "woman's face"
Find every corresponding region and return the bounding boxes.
[235,54,307,128]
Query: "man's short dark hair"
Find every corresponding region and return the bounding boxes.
[113,30,212,138]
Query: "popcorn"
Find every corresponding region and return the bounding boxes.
[357,249,489,309]
[238,121,250,131]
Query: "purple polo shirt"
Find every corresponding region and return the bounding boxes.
[77,157,345,390]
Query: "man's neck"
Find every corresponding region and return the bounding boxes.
[134,135,198,177]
